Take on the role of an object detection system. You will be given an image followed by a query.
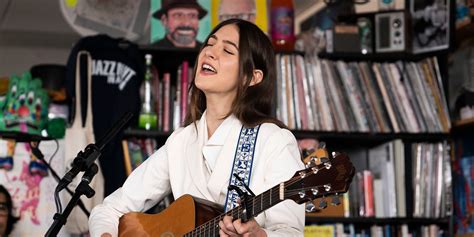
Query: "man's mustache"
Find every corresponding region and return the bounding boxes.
[175,26,197,33]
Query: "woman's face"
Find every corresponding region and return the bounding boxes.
[195,24,240,99]
[0,193,8,236]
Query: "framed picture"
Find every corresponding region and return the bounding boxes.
[122,138,157,175]
[150,0,212,49]
[411,0,450,53]
[210,0,269,34]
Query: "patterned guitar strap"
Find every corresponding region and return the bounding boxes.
[224,125,261,212]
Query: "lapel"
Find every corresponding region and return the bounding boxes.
[207,116,242,203]
[186,113,215,201]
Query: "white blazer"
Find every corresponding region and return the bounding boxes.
[89,113,305,236]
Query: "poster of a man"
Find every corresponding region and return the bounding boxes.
[218,0,256,23]
[151,0,211,49]
[211,0,268,33]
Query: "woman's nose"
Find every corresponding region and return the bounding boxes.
[204,47,216,59]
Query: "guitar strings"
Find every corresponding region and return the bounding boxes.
[185,174,304,236]
[185,164,349,236]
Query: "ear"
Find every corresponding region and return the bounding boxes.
[249,69,264,87]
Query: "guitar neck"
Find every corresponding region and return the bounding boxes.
[185,184,283,236]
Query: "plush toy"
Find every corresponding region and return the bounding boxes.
[0,72,50,176]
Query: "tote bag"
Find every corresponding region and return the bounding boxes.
[64,51,104,234]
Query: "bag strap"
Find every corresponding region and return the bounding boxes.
[72,51,94,133]
[72,51,85,128]
[224,125,261,212]
[84,52,93,132]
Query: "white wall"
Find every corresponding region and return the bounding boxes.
[0,31,78,76]
[0,0,80,76]
[0,0,319,77]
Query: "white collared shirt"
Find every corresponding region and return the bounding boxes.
[89,111,305,237]
[202,114,233,173]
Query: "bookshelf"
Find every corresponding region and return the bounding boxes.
[451,6,474,236]
[285,4,455,236]
[138,45,198,72]
[123,129,451,152]
[292,130,449,145]
[128,49,454,236]
[129,11,455,236]
[121,46,199,178]
[317,50,450,63]
[305,217,450,226]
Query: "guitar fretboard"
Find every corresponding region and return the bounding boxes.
[184,184,282,236]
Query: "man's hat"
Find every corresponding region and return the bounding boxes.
[153,0,208,19]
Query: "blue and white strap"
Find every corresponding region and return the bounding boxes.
[224,125,261,211]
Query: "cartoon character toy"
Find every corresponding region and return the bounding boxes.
[0,72,50,176]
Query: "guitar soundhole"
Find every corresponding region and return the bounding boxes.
[160,232,175,237]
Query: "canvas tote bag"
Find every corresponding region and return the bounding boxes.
[64,51,104,234]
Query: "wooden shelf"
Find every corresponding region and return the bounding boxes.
[453,117,474,127]
[123,128,450,146]
[0,131,52,142]
[305,216,450,226]
[456,233,474,237]
[318,50,449,62]
[123,128,171,138]
[451,118,474,136]
[292,130,449,148]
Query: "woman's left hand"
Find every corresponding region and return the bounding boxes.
[219,215,267,237]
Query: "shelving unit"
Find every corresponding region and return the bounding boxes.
[451,7,474,236]
[123,128,451,149]
[317,50,450,62]
[305,217,450,226]
[139,45,198,79]
[292,130,449,143]
[288,5,455,236]
[452,117,474,128]
[0,131,53,142]
[130,7,457,236]
[123,127,171,139]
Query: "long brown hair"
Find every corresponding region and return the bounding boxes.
[185,18,285,128]
[0,185,18,236]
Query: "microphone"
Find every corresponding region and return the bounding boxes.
[57,112,133,191]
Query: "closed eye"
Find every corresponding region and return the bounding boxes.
[224,49,235,55]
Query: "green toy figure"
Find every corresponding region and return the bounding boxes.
[0,72,50,176]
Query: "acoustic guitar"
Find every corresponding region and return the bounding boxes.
[118,148,355,237]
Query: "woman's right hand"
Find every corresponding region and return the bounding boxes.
[101,233,112,237]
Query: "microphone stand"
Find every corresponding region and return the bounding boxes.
[30,142,90,216]
[45,112,133,237]
[45,163,98,237]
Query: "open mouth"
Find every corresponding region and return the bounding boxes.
[177,29,195,35]
[5,120,39,130]
[201,63,217,73]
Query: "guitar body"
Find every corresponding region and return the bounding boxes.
[118,150,355,236]
[119,194,224,237]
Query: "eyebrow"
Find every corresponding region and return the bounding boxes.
[209,35,239,50]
